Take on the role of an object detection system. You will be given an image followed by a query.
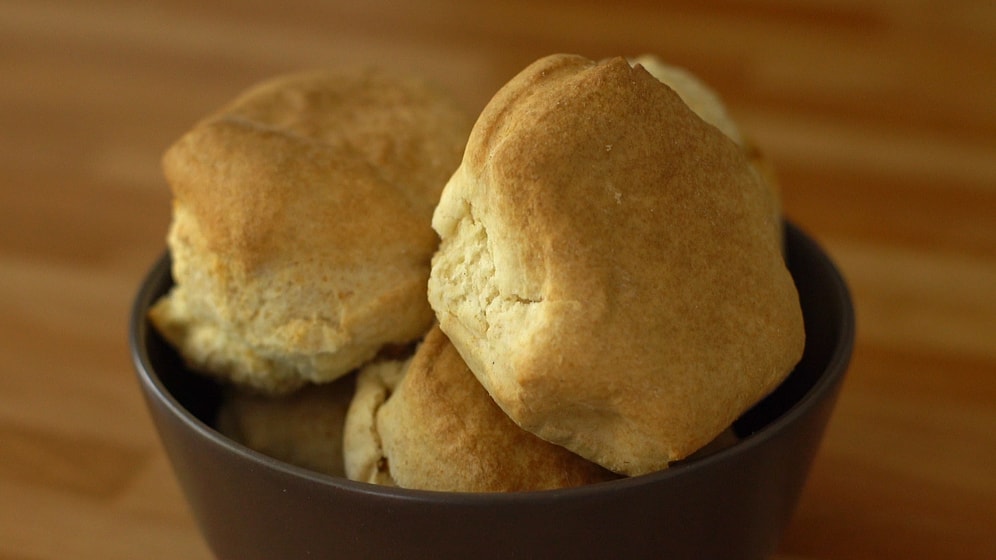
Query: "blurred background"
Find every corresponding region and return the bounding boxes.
[1,1,993,559]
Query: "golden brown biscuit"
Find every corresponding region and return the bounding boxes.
[429,54,805,476]
[341,358,408,487]
[216,374,355,477]
[149,68,471,394]
[343,326,618,491]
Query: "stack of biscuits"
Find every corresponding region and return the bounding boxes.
[149,54,805,491]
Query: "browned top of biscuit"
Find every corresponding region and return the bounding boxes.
[165,68,471,271]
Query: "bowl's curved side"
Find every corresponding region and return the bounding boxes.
[130,221,854,560]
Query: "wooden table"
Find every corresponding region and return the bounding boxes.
[2,1,993,558]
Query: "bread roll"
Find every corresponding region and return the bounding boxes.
[216,374,355,477]
[342,358,407,486]
[149,68,471,394]
[343,326,618,491]
[428,54,805,476]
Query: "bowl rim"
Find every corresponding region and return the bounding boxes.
[129,220,854,505]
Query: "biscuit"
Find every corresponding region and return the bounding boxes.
[428,54,805,476]
[341,358,408,487]
[149,68,471,393]
[343,326,618,491]
[216,374,355,477]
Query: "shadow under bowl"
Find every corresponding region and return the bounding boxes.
[130,221,854,560]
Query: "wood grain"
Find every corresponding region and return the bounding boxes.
[1,1,993,558]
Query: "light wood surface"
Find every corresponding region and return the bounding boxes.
[1,1,993,558]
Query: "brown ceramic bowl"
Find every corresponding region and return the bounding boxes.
[130,222,853,560]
